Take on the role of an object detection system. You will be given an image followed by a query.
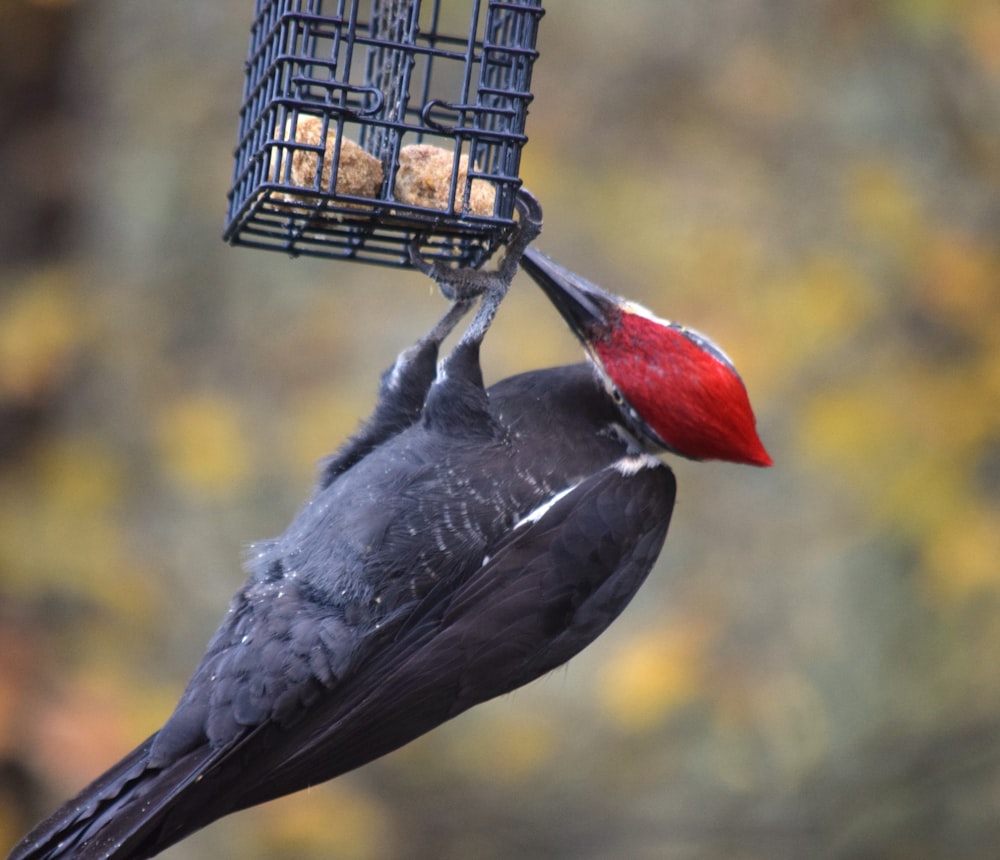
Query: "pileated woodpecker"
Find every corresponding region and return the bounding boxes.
[11,194,770,860]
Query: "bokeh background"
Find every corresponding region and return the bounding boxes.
[2,1,999,857]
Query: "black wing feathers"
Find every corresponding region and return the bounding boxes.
[10,461,674,860]
[234,459,676,807]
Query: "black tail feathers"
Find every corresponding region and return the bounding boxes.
[9,735,225,860]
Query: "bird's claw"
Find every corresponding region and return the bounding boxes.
[408,235,475,302]
[492,187,543,283]
[407,233,436,278]
[513,188,543,243]
[408,188,544,305]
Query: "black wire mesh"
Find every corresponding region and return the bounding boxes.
[224,0,545,268]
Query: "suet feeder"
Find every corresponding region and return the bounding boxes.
[224,0,545,268]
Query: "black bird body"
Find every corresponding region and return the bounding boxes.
[13,193,771,859]
[13,348,676,860]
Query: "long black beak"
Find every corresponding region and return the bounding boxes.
[520,247,619,341]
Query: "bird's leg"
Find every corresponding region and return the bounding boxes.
[316,289,477,488]
[411,190,544,437]
[321,190,547,485]
[421,294,476,346]
[492,187,544,288]
[408,189,544,349]
[407,238,501,306]
[458,188,543,347]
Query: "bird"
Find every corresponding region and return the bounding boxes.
[519,246,772,469]
[10,194,770,860]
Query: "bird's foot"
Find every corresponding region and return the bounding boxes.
[506,188,544,263]
[408,188,544,304]
[407,237,497,302]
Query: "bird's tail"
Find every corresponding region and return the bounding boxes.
[9,734,227,860]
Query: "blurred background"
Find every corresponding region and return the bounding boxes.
[1,0,999,857]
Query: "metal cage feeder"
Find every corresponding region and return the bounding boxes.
[224,0,545,269]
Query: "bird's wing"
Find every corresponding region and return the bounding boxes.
[10,455,675,860]
[403,451,676,708]
[231,452,676,809]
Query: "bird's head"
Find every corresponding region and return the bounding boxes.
[522,248,772,467]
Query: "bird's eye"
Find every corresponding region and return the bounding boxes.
[611,386,624,404]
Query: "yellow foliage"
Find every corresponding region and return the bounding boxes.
[34,435,127,513]
[0,436,150,612]
[740,252,879,396]
[800,363,998,548]
[664,224,767,303]
[0,266,91,402]
[917,364,999,452]
[710,42,800,122]
[887,0,954,31]
[255,780,390,859]
[154,394,253,498]
[917,230,1000,341]
[799,384,902,484]
[784,254,879,341]
[449,710,558,784]
[963,1,1000,74]
[986,346,1000,403]
[0,805,20,860]
[877,365,996,538]
[877,447,970,539]
[282,386,371,481]
[844,161,926,249]
[799,333,1000,607]
[598,619,713,732]
[923,505,1000,602]
[711,671,830,790]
